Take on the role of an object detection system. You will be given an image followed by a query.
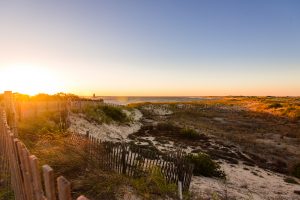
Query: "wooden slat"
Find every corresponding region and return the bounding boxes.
[43,165,56,200]
[10,136,26,200]
[22,147,36,200]
[29,155,45,200]
[16,140,33,200]
[76,195,90,200]
[57,176,72,200]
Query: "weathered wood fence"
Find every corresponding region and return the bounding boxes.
[70,133,194,191]
[15,100,106,121]
[0,91,89,200]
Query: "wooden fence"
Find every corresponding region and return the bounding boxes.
[15,100,107,121]
[70,133,194,191]
[0,107,89,200]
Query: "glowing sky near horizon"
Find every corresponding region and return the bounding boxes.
[0,0,300,96]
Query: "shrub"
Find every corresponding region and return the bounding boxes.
[102,106,128,123]
[268,103,283,109]
[186,153,226,178]
[180,128,200,139]
[292,163,300,178]
[83,105,129,124]
[18,112,68,148]
[0,188,14,200]
[157,122,178,131]
[131,167,177,199]
[284,177,299,184]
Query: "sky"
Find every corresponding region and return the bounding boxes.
[0,0,299,96]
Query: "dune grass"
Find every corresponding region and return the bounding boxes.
[186,153,226,178]
[81,105,130,124]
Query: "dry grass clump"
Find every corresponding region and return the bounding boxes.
[18,111,68,149]
[80,105,130,124]
[292,163,300,179]
[130,167,178,199]
[0,186,14,200]
[186,153,226,178]
[181,128,201,139]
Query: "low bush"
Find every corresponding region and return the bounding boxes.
[180,128,200,139]
[292,163,300,178]
[0,188,14,200]
[83,105,129,124]
[73,170,126,200]
[186,153,226,178]
[18,111,68,149]
[157,122,178,131]
[102,106,128,123]
[268,103,283,109]
[131,167,177,199]
[284,177,299,184]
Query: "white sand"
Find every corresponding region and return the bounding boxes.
[190,162,300,200]
[131,136,300,200]
[143,105,173,115]
[68,109,142,142]
[68,107,300,200]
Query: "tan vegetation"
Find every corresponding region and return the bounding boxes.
[17,109,181,200]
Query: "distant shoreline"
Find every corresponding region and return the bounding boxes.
[97,96,215,105]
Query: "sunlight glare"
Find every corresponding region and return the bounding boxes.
[0,64,63,95]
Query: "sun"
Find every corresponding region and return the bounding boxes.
[0,64,63,95]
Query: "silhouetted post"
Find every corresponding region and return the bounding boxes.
[121,144,127,174]
[4,91,18,136]
[85,131,90,167]
[177,161,184,200]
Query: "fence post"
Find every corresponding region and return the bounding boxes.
[85,131,90,168]
[29,155,45,200]
[77,195,89,200]
[4,91,18,136]
[57,176,72,200]
[177,159,184,200]
[43,165,57,200]
[121,144,127,174]
[178,181,183,200]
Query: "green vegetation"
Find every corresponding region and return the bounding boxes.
[131,167,177,199]
[82,105,130,124]
[102,106,128,122]
[292,163,300,179]
[268,103,283,109]
[186,153,225,178]
[156,122,203,140]
[157,122,178,131]
[18,111,68,149]
[0,188,14,200]
[284,177,299,184]
[181,128,200,139]
[73,170,127,200]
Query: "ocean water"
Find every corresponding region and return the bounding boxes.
[97,96,210,105]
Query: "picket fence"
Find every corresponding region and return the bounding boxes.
[0,108,89,200]
[70,133,194,191]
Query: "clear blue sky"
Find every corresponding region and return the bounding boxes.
[0,0,299,96]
